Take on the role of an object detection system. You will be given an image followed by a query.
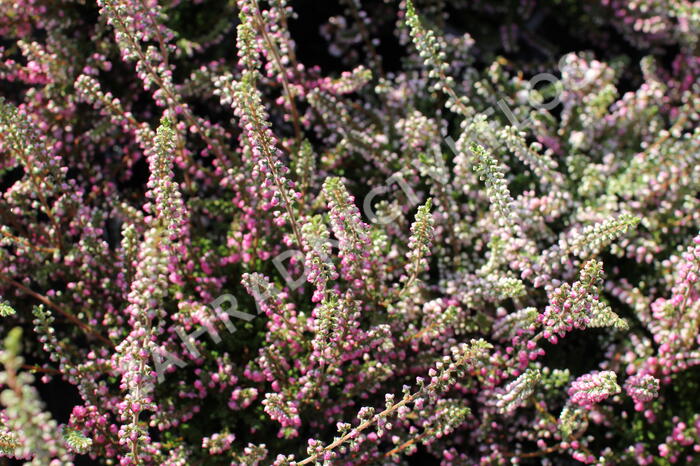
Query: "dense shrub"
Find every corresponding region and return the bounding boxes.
[0,0,699,464]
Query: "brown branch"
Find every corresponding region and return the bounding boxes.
[0,229,57,254]
[382,429,431,459]
[107,5,229,165]
[21,364,62,375]
[0,273,114,348]
[252,2,303,146]
[296,389,424,465]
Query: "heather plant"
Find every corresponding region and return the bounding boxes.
[0,0,699,464]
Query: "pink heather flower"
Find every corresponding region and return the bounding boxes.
[538,260,627,343]
[568,371,621,408]
[625,374,660,404]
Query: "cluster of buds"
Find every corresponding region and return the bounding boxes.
[568,371,621,408]
[538,260,627,343]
